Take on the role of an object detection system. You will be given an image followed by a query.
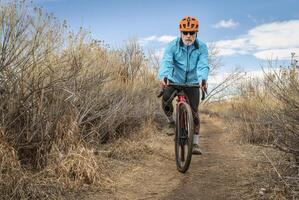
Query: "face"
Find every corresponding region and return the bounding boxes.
[181,31,197,46]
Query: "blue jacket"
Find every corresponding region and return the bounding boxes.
[157,37,209,84]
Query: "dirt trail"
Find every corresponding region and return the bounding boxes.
[161,117,252,200]
[85,116,261,200]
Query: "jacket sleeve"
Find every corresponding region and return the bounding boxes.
[196,44,210,82]
[157,42,174,80]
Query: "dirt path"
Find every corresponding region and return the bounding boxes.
[84,116,264,200]
[161,118,252,200]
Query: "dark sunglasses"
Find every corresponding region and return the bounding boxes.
[182,31,196,36]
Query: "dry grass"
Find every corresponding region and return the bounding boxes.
[45,145,103,188]
[206,63,299,199]
[200,101,231,118]
[106,121,159,161]
[0,1,162,199]
[0,114,109,199]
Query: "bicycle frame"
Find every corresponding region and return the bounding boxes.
[176,92,187,133]
[176,92,189,135]
[177,93,187,104]
[176,93,188,143]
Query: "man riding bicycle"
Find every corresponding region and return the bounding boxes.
[157,16,209,155]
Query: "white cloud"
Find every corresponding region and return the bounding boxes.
[213,19,299,60]
[248,20,299,50]
[215,38,248,49]
[209,69,279,85]
[213,38,252,56]
[254,48,299,60]
[157,35,177,43]
[217,49,237,56]
[143,36,157,41]
[139,35,176,46]
[209,73,231,84]
[213,19,239,28]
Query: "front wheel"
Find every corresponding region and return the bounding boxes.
[175,102,194,173]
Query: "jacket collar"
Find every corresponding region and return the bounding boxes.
[179,38,199,49]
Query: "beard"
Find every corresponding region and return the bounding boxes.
[184,39,194,46]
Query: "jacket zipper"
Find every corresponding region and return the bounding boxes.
[185,46,196,83]
[185,46,189,83]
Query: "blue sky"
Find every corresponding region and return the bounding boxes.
[35,0,299,77]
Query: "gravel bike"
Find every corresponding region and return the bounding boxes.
[158,80,206,173]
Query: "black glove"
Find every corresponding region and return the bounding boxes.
[201,80,207,88]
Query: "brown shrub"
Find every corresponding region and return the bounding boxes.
[216,64,299,198]
[0,0,161,198]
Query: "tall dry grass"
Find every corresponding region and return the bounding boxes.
[231,65,298,155]
[0,1,161,199]
[215,62,299,198]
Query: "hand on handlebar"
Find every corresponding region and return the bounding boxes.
[200,80,207,90]
[159,77,169,88]
[200,80,208,101]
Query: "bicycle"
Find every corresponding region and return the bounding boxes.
[157,80,207,173]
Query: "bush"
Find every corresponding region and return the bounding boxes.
[222,63,299,198]
[0,1,161,198]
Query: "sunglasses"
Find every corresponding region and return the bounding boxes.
[182,31,196,36]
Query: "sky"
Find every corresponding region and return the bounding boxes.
[34,0,299,81]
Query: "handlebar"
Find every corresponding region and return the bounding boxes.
[167,83,200,88]
[157,77,207,100]
[157,84,207,100]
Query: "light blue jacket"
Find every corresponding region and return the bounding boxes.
[157,37,209,84]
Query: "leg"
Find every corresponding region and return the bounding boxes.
[162,86,177,119]
[183,87,200,134]
[162,86,177,136]
[184,87,202,155]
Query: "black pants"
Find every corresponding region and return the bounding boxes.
[162,86,200,134]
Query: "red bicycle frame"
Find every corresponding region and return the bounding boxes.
[177,95,187,104]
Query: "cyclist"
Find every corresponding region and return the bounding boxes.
[157,16,209,155]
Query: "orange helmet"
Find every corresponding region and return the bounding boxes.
[179,16,199,32]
